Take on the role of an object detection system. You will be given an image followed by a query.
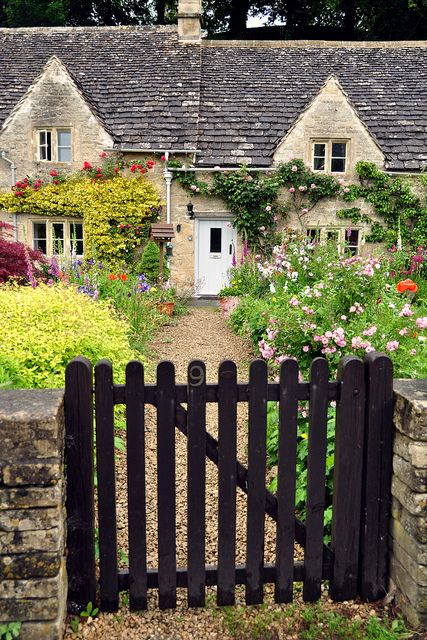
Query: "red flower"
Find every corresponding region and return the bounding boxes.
[114,167,119,173]
[161,155,166,161]
[53,180,59,185]
[14,191,23,196]
[16,181,22,188]
[147,160,155,168]
[140,168,146,174]
[108,273,117,280]
[118,273,127,281]
[49,170,58,177]
[82,161,93,170]
[396,279,418,293]
[99,151,107,158]
[130,164,137,173]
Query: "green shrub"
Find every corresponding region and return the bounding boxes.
[0,283,135,388]
[135,240,169,284]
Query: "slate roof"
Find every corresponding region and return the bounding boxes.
[0,26,426,170]
[0,25,201,149]
[199,43,427,170]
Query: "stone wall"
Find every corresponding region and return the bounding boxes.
[391,379,427,629]
[0,389,66,640]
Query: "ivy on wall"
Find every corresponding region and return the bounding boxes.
[0,156,161,263]
[172,158,427,249]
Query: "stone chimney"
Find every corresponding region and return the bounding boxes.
[178,0,201,42]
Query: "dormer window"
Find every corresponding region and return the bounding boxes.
[312,140,348,173]
[37,128,72,163]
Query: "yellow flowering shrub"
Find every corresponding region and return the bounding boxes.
[0,284,135,388]
[0,175,162,263]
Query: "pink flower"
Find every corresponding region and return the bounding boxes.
[301,208,308,214]
[190,184,197,191]
[338,178,345,185]
[399,304,414,317]
[398,328,408,336]
[289,187,295,193]
[363,326,377,337]
[344,187,350,193]
[298,185,307,192]
[302,345,310,352]
[341,315,347,321]
[410,349,417,356]
[415,317,427,329]
[99,151,107,158]
[310,183,316,189]
[291,165,298,172]
[265,205,272,212]
[289,297,299,307]
[386,340,399,352]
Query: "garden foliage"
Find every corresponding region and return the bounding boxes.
[0,283,135,388]
[0,237,47,283]
[222,236,427,536]
[172,158,427,251]
[0,157,162,264]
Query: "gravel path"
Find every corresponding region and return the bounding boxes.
[64,308,393,639]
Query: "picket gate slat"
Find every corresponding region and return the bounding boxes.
[330,356,365,600]
[303,357,329,602]
[65,357,97,612]
[217,360,238,606]
[156,361,177,609]
[126,360,148,611]
[95,360,119,612]
[275,358,299,604]
[359,353,394,600]
[187,360,207,607]
[246,359,268,605]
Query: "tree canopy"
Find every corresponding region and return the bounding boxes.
[0,0,425,39]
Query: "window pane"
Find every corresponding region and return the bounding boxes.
[70,222,84,256]
[58,146,71,162]
[307,228,320,241]
[331,157,346,172]
[52,222,64,254]
[332,143,346,158]
[39,131,46,145]
[210,228,222,253]
[57,130,71,147]
[314,143,326,157]
[327,230,339,242]
[346,229,359,255]
[33,222,47,253]
[313,157,326,170]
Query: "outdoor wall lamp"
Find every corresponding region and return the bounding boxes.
[187,202,195,220]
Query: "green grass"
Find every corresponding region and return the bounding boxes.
[213,602,414,640]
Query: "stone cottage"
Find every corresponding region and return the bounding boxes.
[0,0,426,294]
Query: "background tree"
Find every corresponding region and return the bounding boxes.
[0,0,425,39]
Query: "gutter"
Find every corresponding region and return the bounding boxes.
[0,151,17,240]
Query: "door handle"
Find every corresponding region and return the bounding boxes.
[229,243,232,255]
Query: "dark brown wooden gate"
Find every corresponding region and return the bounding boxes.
[64,353,393,613]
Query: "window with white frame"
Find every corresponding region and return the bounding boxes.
[312,140,348,173]
[37,128,72,163]
[306,226,361,254]
[32,219,83,257]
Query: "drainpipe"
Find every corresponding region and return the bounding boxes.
[163,152,173,271]
[0,151,17,240]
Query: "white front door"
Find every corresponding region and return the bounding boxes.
[196,219,237,295]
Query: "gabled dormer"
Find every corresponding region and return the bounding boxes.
[273,75,385,179]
